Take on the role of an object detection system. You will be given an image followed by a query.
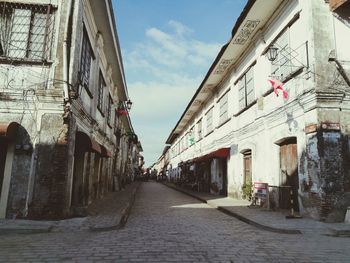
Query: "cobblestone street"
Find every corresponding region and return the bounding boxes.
[1,182,350,263]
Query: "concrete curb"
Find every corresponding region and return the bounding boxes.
[0,226,53,235]
[328,230,350,237]
[216,206,301,234]
[89,182,140,232]
[163,183,302,235]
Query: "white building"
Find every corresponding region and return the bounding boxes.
[166,0,350,222]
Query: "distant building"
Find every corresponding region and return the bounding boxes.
[166,0,350,222]
[0,0,139,219]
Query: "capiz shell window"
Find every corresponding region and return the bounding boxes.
[238,66,255,110]
[219,91,229,124]
[206,107,214,134]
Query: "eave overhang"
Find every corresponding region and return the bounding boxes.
[89,0,128,101]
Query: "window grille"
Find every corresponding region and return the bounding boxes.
[79,28,93,93]
[97,72,105,114]
[0,2,55,63]
[107,95,113,126]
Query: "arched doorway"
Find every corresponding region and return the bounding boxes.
[0,122,18,218]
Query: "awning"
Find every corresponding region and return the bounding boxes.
[100,144,113,158]
[193,147,230,162]
[0,122,19,140]
[91,139,101,153]
[330,0,349,11]
[75,131,101,153]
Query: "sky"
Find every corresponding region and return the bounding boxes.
[113,0,248,167]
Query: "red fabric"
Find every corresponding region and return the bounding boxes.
[193,148,230,162]
[268,79,289,99]
[117,109,128,116]
[209,148,230,158]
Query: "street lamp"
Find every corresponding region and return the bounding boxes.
[267,45,279,62]
[126,99,133,111]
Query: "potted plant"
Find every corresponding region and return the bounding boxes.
[242,180,253,201]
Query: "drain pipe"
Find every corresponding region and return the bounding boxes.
[63,0,74,102]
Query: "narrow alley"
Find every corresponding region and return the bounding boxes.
[1,182,349,263]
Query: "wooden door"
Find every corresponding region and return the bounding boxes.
[243,151,252,185]
[280,139,299,211]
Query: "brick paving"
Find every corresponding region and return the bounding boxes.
[0,182,350,262]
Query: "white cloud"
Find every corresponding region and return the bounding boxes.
[168,20,192,36]
[124,20,221,166]
[129,76,201,121]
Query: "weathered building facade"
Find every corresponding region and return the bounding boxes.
[0,0,139,219]
[166,0,350,222]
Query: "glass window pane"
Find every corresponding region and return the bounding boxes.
[8,9,31,58]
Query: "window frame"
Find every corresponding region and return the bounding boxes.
[205,107,214,135]
[271,28,292,81]
[238,66,255,111]
[188,126,194,147]
[97,71,106,116]
[0,2,55,64]
[197,118,203,141]
[218,90,229,125]
[107,94,113,127]
[114,109,120,136]
[79,27,94,98]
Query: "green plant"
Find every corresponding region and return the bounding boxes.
[242,180,253,201]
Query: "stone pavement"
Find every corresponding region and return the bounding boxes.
[163,182,350,237]
[0,181,140,235]
[1,181,350,262]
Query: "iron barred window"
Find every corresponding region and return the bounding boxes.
[107,95,113,126]
[0,2,55,63]
[97,72,105,115]
[79,28,94,95]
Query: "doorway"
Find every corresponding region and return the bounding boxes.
[220,158,228,196]
[0,138,8,197]
[243,150,252,185]
[279,138,299,211]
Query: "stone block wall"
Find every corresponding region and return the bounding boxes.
[28,114,70,219]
